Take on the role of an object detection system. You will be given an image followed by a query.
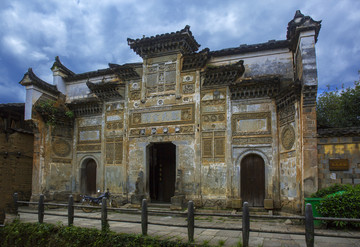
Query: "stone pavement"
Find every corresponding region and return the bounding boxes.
[10,206,360,247]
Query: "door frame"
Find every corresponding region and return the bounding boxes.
[146,142,177,203]
[240,153,265,206]
[236,149,271,205]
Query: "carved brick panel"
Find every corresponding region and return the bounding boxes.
[202,131,225,160]
[232,112,271,136]
[233,137,272,145]
[129,104,194,127]
[106,137,123,164]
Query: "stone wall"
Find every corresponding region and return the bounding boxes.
[317,131,360,188]
[0,105,33,213]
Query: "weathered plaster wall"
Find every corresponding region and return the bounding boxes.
[209,49,293,81]
[231,99,278,206]
[318,136,360,188]
[0,131,33,211]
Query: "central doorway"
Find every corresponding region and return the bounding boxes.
[241,154,265,207]
[81,158,97,195]
[148,142,176,202]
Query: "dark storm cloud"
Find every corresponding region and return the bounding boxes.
[0,0,359,103]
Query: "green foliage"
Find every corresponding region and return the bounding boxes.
[310,183,352,198]
[0,221,200,247]
[317,76,360,128]
[34,100,74,126]
[217,239,225,246]
[316,185,360,228]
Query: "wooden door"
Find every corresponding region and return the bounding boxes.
[241,154,265,207]
[85,160,97,194]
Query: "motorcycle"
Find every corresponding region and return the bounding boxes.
[80,189,118,213]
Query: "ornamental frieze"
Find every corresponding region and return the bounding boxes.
[77,144,101,152]
[232,112,271,136]
[202,113,226,122]
[106,121,123,130]
[201,99,226,106]
[232,136,272,145]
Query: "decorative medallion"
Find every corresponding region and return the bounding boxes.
[281,124,295,150]
[52,138,71,157]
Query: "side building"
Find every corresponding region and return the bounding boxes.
[20,11,321,213]
[0,103,33,222]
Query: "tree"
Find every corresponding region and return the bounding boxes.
[317,73,360,128]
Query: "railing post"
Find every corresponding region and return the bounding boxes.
[242,202,250,247]
[187,200,194,243]
[68,195,74,226]
[101,197,108,231]
[141,199,148,235]
[38,194,44,223]
[305,203,314,247]
[13,193,18,216]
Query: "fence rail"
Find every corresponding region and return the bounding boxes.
[12,193,360,247]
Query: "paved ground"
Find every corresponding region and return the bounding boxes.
[9,206,360,247]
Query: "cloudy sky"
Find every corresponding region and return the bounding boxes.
[0,0,359,103]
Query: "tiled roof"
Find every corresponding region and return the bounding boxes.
[0,103,24,109]
[86,80,123,101]
[210,40,289,57]
[51,56,75,76]
[318,127,360,137]
[286,10,321,50]
[202,60,245,87]
[230,75,281,100]
[108,63,140,80]
[127,25,200,57]
[182,48,210,71]
[19,68,60,95]
[65,64,140,81]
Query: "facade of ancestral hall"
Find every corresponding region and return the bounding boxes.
[20,11,321,212]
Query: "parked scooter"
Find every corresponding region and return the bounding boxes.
[80,188,118,213]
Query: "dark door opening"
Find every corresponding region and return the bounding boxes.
[149,143,176,203]
[81,159,97,195]
[241,154,265,207]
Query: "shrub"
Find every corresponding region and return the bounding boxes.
[310,183,352,198]
[0,221,197,247]
[316,185,360,228]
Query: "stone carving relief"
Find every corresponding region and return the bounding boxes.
[182,84,195,94]
[203,113,225,122]
[130,91,141,100]
[279,104,295,126]
[281,124,295,150]
[52,138,71,157]
[180,125,194,133]
[146,62,176,95]
[183,75,194,82]
[106,122,123,130]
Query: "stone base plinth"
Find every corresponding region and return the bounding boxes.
[170,195,185,210]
